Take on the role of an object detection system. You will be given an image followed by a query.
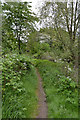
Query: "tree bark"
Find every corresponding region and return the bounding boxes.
[16,24,21,54]
[73,0,78,42]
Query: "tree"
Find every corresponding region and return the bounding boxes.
[2,2,38,54]
[38,1,79,65]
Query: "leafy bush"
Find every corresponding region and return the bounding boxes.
[36,60,78,118]
[2,53,38,118]
[56,75,78,105]
[40,43,50,52]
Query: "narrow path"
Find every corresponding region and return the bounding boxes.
[36,68,48,118]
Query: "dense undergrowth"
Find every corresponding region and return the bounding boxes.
[1,1,79,119]
[2,53,78,118]
[35,60,78,118]
[2,53,38,118]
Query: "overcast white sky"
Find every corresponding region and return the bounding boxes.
[22,0,43,14]
[1,0,79,14]
[20,0,48,14]
[1,0,44,14]
[20,0,77,14]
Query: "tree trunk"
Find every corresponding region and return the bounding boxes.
[18,36,21,54]
[16,25,21,54]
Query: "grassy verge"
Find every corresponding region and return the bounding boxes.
[22,66,38,118]
[35,60,78,118]
[2,53,38,118]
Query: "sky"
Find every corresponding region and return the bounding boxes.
[20,0,44,14]
[0,0,44,14]
[0,0,44,30]
[1,0,79,14]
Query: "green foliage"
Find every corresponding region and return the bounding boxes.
[1,1,79,118]
[36,60,78,118]
[39,1,78,65]
[40,43,50,52]
[27,33,51,58]
[22,67,38,118]
[2,53,38,118]
[32,43,50,59]
[55,75,78,105]
[2,2,38,54]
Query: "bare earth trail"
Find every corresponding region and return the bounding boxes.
[36,68,48,118]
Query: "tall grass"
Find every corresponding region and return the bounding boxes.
[36,60,78,118]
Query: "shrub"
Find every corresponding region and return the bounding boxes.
[2,53,38,118]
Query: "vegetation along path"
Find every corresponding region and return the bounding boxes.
[36,68,48,118]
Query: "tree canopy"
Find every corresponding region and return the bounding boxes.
[2,2,38,54]
[38,1,79,65]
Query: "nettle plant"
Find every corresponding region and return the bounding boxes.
[2,54,32,118]
[56,75,78,105]
[2,54,31,92]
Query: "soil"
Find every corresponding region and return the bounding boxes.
[36,68,48,118]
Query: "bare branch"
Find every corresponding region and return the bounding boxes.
[73,0,78,41]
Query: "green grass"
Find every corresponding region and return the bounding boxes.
[2,54,78,118]
[36,60,78,118]
[2,54,38,118]
[22,66,38,118]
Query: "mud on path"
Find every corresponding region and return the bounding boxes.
[36,68,48,118]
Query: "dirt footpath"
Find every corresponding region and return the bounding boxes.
[36,68,48,118]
